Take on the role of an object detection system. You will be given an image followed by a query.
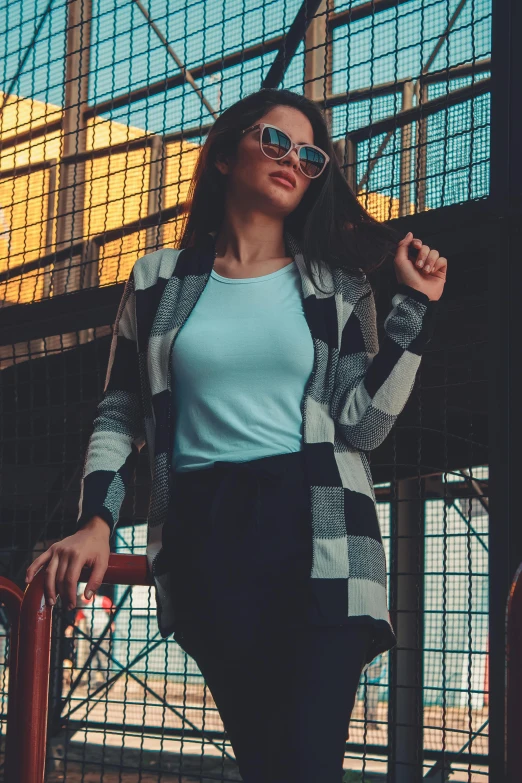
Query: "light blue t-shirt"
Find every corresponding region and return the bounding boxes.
[171,260,315,472]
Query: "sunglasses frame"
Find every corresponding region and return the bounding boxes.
[241,122,330,179]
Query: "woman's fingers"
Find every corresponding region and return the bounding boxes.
[430,256,447,276]
[62,555,85,610]
[55,554,71,606]
[83,556,110,604]
[421,253,447,276]
[414,243,431,268]
[43,552,60,606]
[25,530,111,610]
[422,248,439,272]
[25,548,52,584]
[397,233,447,287]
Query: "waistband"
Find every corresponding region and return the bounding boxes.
[172,448,306,482]
[170,449,307,533]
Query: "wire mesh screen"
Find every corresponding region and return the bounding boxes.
[0,0,491,780]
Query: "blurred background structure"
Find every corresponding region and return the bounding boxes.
[0,0,519,780]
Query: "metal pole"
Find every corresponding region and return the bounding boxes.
[399,80,414,217]
[506,563,522,782]
[389,477,425,782]
[18,554,152,783]
[17,572,53,783]
[146,136,166,254]
[414,80,428,214]
[333,135,357,193]
[489,1,522,780]
[42,161,57,299]
[304,0,332,133]
[0,577,24,783]
[51,0,92,298]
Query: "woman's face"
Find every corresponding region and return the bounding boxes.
[216,105,317,218]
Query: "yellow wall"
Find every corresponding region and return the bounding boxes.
[0,91,199,305]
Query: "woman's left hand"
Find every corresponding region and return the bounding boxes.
[394,231,447,302]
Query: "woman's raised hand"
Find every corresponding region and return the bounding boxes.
[394,231,447,302]
[25,516,111,610]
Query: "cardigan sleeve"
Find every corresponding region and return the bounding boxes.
[76,269,146,539]
[330,281,438,451]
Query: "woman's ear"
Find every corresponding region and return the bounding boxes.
[214,153,229,176]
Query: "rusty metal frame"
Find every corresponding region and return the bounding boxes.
[0,577,24,782]
[17,554,150,782]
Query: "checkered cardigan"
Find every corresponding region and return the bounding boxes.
[77,229,438,670]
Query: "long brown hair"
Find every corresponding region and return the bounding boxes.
[178,87,400,293]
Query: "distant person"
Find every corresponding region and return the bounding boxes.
[74,591,115,683]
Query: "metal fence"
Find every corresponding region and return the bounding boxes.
[0,0,508,780]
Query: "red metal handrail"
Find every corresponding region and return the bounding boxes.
[18,553,153,783]
[506,560,522,782]
[0,576,24,782]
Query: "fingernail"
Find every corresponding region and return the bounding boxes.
[85,589,92,599]
[425,265,431,272]
[48,598,55,606]
[417,260,424,267]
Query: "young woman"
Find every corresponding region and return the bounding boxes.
[26,88,447,782]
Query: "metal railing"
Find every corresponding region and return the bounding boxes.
[0,576,24,782]
[17,553,152,783]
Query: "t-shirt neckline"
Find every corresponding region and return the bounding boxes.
[210,260,295,284]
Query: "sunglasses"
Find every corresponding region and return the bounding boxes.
[241,122,330,179]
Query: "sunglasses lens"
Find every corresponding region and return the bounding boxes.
[261,125,291,158]
[299,147,326,178]
[259,125,327,177]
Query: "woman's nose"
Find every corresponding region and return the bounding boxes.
[284,148,300,166]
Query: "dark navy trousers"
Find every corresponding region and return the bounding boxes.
[163,450,372,783]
